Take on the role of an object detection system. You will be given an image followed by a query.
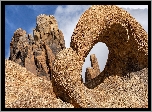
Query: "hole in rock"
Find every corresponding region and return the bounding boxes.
[81,42,109,83]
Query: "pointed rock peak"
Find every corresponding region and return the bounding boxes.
[36,14,58,32]
[14,28,26,37]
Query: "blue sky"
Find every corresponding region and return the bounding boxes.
[5,5,148,82]
[5,5,57,58]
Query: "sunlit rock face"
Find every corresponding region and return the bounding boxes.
[7,5,148,108]
[52,5,148,108]
[9,14,66,80]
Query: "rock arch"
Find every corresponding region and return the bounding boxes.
[52,5,148,108]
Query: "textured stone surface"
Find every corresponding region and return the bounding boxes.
[9,28,29,67]
[93,68,148,108]
[9,14,65,80]
[52,5,148,108]
[34,14,65,55]
[70,5,148,77]
[71,5,148,88]
[52,48,148,108]
[6,5,148,108]
[5,59,74,108]
[52,48,100,108]
[85,54,100,82]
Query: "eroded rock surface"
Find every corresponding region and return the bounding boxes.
[34,14,65,55]
[7,5,148,108]
[9,14,65,80]
[52,48,100,108]
[52,5,148,108]
[85,54,100,82]
[9,28,29,67]
[5,59,74,108]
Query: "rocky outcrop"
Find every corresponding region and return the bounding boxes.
[93,67,148,108]
[52,48,101,108]
[9,28,29,67]
[85,54,100,82]
[5,59,74,108]
[52,5,148,108]
[71,5,148,88]
[34,14,65,55]
[9,14,65,80]
[6,5,148,108]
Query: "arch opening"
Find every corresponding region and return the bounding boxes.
[52,5,148,107]
[78,23,147,89]
[81,42,109,83]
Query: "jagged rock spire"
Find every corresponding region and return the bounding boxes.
[9,14,66,80]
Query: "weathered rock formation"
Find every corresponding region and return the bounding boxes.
[9,28,29,67]
[33,14,65,55]
[52,48,101,108]
[85,54,100,82]
[5,59,148,108]
[6,5,148,108]
[52,5,148,108]
[9,14,65,80]
[5,59,74,108]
